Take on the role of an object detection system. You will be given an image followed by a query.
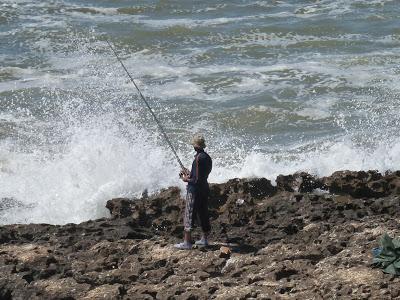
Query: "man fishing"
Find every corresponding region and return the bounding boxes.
[105,40,213,250]
[175,134,212,250]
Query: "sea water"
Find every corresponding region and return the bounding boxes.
[1,0,400,224]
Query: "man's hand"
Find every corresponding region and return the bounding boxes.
[179,168,189,177]
[181,174,190,182]
[179,168,190,182]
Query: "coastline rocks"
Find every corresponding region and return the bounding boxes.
[107,187,184,236]
[210,177,276,202]
[276,172,324,193]
[323,170,400,198]
[2,171,400,299]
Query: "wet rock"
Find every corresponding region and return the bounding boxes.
[277,172,324,193]
[106,198,138,219]
[224,177,276,199]
[323,170,389,198]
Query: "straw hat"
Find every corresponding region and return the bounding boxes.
[191,134,206,149]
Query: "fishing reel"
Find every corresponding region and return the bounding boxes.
[179,168,190,178]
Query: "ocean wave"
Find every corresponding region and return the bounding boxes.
[0,116,183,225]
[2,113,400,225]
[139,15,262,29]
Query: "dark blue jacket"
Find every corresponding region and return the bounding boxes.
[187,149,212,193]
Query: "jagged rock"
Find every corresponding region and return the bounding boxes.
[2,171,400,299]
[211,177,276,202]
[219,246,231,258]
[276,172,325,193]
[106,198,139,219]
[323,170,388,198]
[82,284,123,300]
[33,278,91,299]
[106,187,184,236]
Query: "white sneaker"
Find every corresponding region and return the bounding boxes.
[174,242,192,250]
[194,239,209,246]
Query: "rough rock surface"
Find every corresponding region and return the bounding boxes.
[2,170,400,299]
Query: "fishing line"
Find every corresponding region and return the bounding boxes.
[105,38,185,171]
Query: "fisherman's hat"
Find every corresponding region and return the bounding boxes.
[191,134,206,149]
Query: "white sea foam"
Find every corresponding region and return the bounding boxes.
[139,15,261,29]
[4,98,376,225]
[1,71,399,225]
[117,50,400,101]
[0,116,185,225]
[211,138,400,185]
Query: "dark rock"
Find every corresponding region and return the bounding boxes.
[106,198,138,219]
[208,178,276,214]
[322,170,389,198]
[2,170,400,299]
[275,268,299,280]
[277,172,325,193]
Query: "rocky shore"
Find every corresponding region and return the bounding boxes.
[1,170,400,299]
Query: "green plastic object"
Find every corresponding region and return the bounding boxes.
[373,233,400,275]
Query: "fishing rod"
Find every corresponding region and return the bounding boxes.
[105,38,186,171]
